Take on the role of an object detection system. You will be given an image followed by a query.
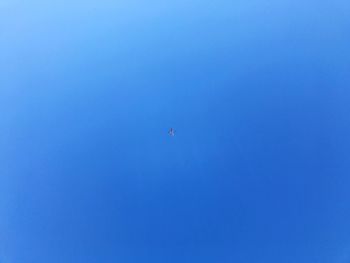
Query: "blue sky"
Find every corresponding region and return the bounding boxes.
[1,0,350,262]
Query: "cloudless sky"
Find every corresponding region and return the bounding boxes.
[1,0,350,262]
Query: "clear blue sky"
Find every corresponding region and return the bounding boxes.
[1,0,350,262]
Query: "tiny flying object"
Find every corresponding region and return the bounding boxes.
[168,128,175,137]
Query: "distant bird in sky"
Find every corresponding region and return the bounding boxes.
[168,128,175,136]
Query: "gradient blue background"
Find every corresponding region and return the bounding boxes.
[1,0,350,262]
